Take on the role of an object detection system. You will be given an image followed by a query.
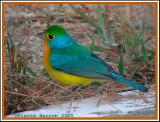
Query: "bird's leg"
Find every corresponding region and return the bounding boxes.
[69,86,83,96]
[91,81,105,94]
[61,86,82,97]
[65,85,90,97]
[71,86,82,92]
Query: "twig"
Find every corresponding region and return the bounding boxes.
[5,91,30,97]
[32,99,42,108]
[5,22,15,91]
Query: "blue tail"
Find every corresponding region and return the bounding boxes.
[111,72,148,92]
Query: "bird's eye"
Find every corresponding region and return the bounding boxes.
[48,34,54,40]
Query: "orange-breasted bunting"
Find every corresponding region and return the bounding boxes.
[43,25,148,92]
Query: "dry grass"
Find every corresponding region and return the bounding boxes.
[4,4,155,115]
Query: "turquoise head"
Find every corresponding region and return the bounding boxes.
[44,25,73,49]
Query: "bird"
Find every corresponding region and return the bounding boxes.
[43,25,148,92]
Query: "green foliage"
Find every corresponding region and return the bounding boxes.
[123,22,149,63]
[118,47,124,75]
[5,38,36,89]
[91,81,103,86]
[141,36,147,62]
[5,39,15,90]
[25,66,36,77]
[70,5,100,32]
[88,42,100,52]
[147,49,155,60]
[96,5,109,46]
[18,76,29,86]
[71,5,117,48]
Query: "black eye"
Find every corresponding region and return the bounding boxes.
[48,34,54,40]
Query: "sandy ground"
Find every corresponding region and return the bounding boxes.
[7,90,155,118]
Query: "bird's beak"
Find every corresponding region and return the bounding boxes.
[36,32,44,39]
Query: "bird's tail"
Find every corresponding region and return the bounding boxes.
[111,72,148,92]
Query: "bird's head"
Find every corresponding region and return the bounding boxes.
[44,25,73,49]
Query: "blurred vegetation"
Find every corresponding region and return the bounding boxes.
[4,4,156,115]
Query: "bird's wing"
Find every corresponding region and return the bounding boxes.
[50,53,114,79]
